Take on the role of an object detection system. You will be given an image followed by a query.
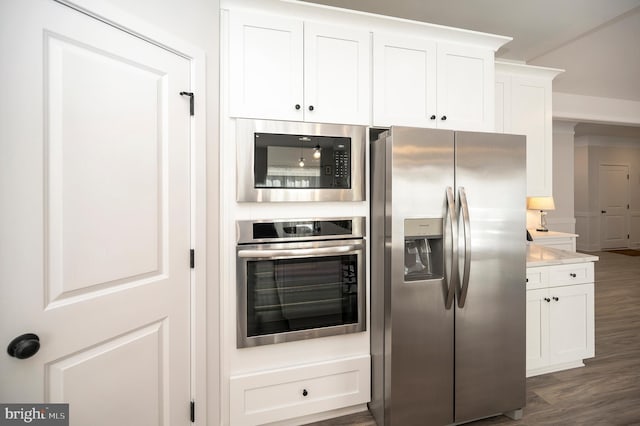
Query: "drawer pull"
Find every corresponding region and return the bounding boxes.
[302,389,308,397]
[570,273,577,278]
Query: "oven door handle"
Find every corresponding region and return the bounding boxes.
[237,244,361,258]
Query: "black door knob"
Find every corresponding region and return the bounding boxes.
[601,210,607,214]
[308,105,314,111]
[553,296,559,301]
[430,115,436,120]
[7,333,40,359]
[441,115,447,121]
[295,104,301,110]
[544,297,551,302]
[302,389,308,397]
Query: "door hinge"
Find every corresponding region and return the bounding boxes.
[628,234,630,239]
[180,91,194,116]
[190,249,195,269]
[190,400,195,422]
[628,204,631,209]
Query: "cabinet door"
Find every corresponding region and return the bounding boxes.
[372,33,437,127]
[304,23,371,125]
[511,75,553,196]
[549,283,595,364]
[526,288,550,372]
[229,10,303,121]
[436,43,494,131]
[494,72,511,133]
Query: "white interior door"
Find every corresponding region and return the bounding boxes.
[0,1,192,425]
[599,164,629,249]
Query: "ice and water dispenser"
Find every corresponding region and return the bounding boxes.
[404,218,443,281]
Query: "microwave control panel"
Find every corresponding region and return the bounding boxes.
[332,145,350,188]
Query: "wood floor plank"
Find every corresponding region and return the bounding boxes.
[307,251,640,425]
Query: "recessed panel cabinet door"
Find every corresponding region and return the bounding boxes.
[526,289,550,372]
[437,43,494,131]
[372,33,437,127]
[549,284,595,364]
[305,23,371,125]
[0,2,191,425]
[229,10,304,121]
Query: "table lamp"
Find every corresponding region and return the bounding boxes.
[527,196,555,232]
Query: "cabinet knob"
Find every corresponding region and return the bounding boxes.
[441,115,447,121]
[553,296,559,301]
[544,297,551,302]
[308,105,314,111]
[295,104,301,110]
[430,115,436,120]
[302,389,308,397]
[570,273,577,278]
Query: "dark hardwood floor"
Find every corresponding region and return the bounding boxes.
[307,251,640,425]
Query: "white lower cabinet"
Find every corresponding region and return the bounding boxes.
[229,355,370,425]
[526,263,595,377]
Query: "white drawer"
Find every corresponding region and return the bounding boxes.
[526,268,549,289]
[548,263,594,287]
[230,355,370,425]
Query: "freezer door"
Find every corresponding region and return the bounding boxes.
[454,131,527,422]
[387,127,456,425]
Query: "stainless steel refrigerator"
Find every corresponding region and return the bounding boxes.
[370,127,527,425]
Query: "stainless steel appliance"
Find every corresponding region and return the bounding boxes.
[370,127,526,425]
[236,119,365,202]
[236,217,366,348]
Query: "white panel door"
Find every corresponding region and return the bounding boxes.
[0,2,192,425]
[525,289,549,373]
[305,23,371,125]
[372,33,437,127]
[228,10,304,121]
[548,284,595,364]
[511,76,553,196]
[599,164,630,249]
[436,43,494,131]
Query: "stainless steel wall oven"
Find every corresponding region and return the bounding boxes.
[236,217,366,348]
[236,119,366,202]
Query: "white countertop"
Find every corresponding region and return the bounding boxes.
[526,243,599,267]
[528,229,579,240]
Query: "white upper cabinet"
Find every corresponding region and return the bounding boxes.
[373,35,496,131]
[229,11,304,121]
[495,62,563,197]
[436,42,494,131]
[373,34,437,127]
[229,10,371,125]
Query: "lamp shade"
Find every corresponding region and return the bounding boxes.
[527,196,555,211]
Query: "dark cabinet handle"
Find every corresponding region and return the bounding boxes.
[308,105,314,111]
[553,296,559,301]
[302,389,308,397]
[295,104,301,110]
[441,115,447,121]
[570,273,577,278]
[7,333,40,359]
[544,297,551,302]
[430,115,436,120]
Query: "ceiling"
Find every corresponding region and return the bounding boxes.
[300,0,640,139]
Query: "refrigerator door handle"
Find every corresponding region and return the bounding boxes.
[444,187,457,309]
[457,187,472,308]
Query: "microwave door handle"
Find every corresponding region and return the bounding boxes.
[237,245,361,258]
[457,187,471,308]
[444,187,457,310]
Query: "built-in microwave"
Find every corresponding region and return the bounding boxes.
[236,119,366,202]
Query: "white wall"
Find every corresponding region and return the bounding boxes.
[545,121,577,233]
[574,135,640,251]
[91,0,221,422]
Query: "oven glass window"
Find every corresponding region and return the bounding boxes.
[254,133,351,189]
[246,254,359,337]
